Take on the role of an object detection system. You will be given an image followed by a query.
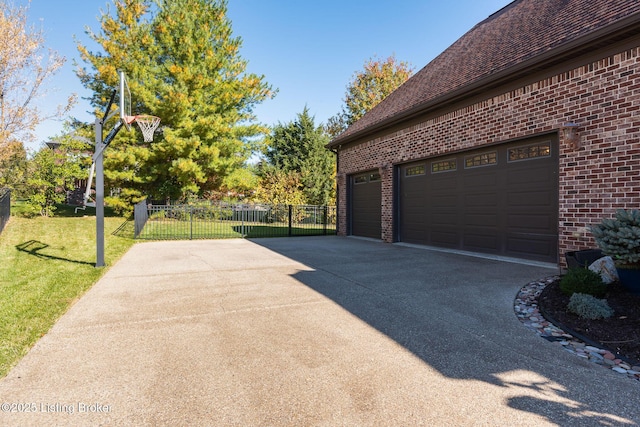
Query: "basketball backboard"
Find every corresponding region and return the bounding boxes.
[117,70,160,140]
[119,70,132,130]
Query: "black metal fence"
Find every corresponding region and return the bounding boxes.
[0,188,10,236]
[133,200,336,240]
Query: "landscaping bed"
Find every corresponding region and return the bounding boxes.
[538,278,640,365]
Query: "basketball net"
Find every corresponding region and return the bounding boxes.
[125,115,161,142]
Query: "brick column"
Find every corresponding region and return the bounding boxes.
[380,164,394,242]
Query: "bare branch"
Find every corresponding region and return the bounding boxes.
[0,2,76,148]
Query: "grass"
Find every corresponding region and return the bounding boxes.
[138,219,336,239]
[0,204,135,378]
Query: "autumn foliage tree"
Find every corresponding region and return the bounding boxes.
[77,0,274,210]
[326,55,413,138]
[0,2,75,148]
[0,141,27,196]
[252,168,306,206]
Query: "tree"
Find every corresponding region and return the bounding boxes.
[262,107,334,205]
[323,114,348,140]
[0,141,28,196]
[327,55,414,137]
[252,167,306,206]
[0,2,75,147]
[23,141,86,217]
[76,0,274,210]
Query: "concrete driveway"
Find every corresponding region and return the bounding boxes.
[0,237,637,426]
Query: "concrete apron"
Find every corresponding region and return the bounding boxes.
[0,237,638,426]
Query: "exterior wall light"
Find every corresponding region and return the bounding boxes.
[561,122,580,150]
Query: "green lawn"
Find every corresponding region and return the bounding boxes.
[138,219,336,239]
[0,206,135,378]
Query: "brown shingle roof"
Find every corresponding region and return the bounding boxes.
[329,0,640,147]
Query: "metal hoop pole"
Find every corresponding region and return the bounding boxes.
[95,118,105,268]
[94,118,124,268]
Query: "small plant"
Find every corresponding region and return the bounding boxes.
[559,268,607,297]
[149,210,167,220]
[590,209,640,268]
[567,293,614,320]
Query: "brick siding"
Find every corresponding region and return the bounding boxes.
[336,46,640,266]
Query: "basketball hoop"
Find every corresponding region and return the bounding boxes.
[125,115,161,142]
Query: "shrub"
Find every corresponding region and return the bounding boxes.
[559,268,607,297]
[149,209,167,220]
[590,209,640,268]
[567,293,614,320]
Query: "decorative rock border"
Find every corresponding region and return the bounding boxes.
[514,276,640,381]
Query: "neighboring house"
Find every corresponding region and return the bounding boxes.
[328,0,640,266]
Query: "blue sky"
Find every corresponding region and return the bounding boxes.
[21,0,513,150]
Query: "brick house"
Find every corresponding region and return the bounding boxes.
[328,0,640,266]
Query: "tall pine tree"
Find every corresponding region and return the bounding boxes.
[77,0,274,209]
[263,107,334,206]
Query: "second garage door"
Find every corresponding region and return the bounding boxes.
[399,135,558,263]
[350,171,382,239]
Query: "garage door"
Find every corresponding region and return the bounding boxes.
[399,136,558,263]
[350,171,382,239]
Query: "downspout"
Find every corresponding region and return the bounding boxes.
[330,146,340,235]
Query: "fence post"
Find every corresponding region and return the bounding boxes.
[190,205,193,240]
[0,188,10,236]
[288,205,293,237]
[241,206,245,237]
[323,205,328,235]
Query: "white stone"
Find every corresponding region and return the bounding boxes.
[589,256,619,284]
[612,367,628,374]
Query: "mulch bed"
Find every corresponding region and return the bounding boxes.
[538,278,640,366]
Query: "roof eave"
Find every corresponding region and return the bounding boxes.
[327,12,640,149]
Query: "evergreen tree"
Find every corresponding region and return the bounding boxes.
[263,107,334,205]
[77,0,274,209]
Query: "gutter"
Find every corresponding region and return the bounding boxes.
[327,12,640,149]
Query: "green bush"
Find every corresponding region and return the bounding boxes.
[11,200,39,218]
[149,210,167,220]
[567,293,614,320]
[590,209,640,267]
[559,268,607,297]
